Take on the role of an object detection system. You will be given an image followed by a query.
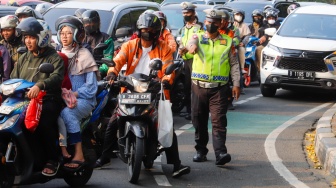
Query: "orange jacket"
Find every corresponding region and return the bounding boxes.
[219,29,234,38]
[108,38,174,99]
[159,29,177,52]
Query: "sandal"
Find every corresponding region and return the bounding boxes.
[41,160,60,177]
[63,160,87,172]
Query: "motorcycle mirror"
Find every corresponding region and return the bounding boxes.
[115,26,132,38]
[324,52,336,75]
[165,63,177,75]
[149,58,162,71]
[93,43,108,57]
[17,46,27,54]
[39,63,54,74]
[265,28,277,37]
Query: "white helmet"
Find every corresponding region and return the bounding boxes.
[35,3,52,15]
[0,15,19,29]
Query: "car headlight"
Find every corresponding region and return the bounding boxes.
[1,82,22,96]
[0,114,20,130]
[262,44,282,68]
[131,78,149,93]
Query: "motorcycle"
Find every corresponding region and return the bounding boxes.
[0,63,95,187]
[170,57,185,113]
[114,59,176,184]
[243,36,260,87]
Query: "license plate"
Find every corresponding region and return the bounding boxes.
[120,93,151,104]
[0,105,15,115]
[288,70,315,80]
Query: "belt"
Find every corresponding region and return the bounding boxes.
[192,80,222,89]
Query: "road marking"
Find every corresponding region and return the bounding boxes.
[235,94,262,104]
[264,102,331,188]
[154,175,172,186]
[180,124,193,130]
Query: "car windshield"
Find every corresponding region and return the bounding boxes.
[225,2,270,24]
[162,8,206,31]
[277,13,336,40]
[43,8,113,35]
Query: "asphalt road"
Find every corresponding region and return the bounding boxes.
[21,82,335,188]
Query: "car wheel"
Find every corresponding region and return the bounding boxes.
[260,84,276,97]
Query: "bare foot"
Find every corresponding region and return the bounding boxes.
[61,146,71,158]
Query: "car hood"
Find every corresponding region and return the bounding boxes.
[270,34,336,51]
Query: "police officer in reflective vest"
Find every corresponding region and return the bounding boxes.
[187,9,240,166]
[178,2,203,120]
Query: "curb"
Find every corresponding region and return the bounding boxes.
[315,103,336,177]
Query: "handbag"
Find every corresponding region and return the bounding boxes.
[158,83,173,148]
[25,90,46,133]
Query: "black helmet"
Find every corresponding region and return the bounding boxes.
[74,8,87,20]
[137,13,161,41]
[82,10,100,34]
[221,9,230,21]
[16,17,51,48]
[265,8,279,19]
[252,9,264,23]
[55,15,85,44]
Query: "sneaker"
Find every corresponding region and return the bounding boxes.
[241,69,247,74]
[172,165,190,178]
[93,157,111,170]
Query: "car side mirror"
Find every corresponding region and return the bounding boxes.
[115,27,132,38]
[93,43,108,59]
[39,63,54,74]
[324,52,336,75]
[265,28,277,37]
[149,58,162,71]
[165,63,177,75]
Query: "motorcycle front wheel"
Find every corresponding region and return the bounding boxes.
[170,78,185,113]
[128,137,144,184]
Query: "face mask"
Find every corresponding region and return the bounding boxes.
[268,19,276,25]
[234,15,242,22]
[184,15,192,22]
[205,23,219,34]
[253,17,262,24]
[141,32,156,41]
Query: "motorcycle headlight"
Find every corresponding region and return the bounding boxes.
[131,78,149,93]
[1,82,22,96]
[0,114,20,130]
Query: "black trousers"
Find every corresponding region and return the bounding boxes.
[102,108,181,165]
[184,59,193,114]
[191,83,229,159]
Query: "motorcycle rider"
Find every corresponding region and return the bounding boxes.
[55,15,98,170]
[94,12,191,178]
[255,7,280,72]
[74,8,87,21]
[153,11,177,52]
[188,8,240,165]
[249,9,265,39]
[11,17,64,176]
[15,6,43,22]
[233,9,251,74]
[0,15,23,75]
[81,10,110,51]
[177,2,203,120]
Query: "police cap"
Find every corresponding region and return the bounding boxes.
[181,2,197,13]
[203,9,223,22]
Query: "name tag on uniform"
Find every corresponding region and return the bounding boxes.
[220,39,227,45]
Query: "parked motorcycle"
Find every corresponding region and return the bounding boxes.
[243,36,260,87]
[0,63,95,187]
[114,59,176,183]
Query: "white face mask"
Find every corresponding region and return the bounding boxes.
[268,19,276,25]
[234,15,242,22]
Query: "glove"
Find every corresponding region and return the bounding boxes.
[106,72,116,81]
[162,80,172,90]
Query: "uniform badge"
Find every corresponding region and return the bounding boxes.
[220,39,227,45]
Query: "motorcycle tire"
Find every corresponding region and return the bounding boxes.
[128,137,144,184]
[143,158,154,169]
[170,78,185,113]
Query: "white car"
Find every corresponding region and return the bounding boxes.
[260,5,336,97]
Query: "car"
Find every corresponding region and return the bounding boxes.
[0,5,18,17]
[161,0,227,6]
[1,0,47,9]
[260,5,336,97]
[43,0,160,45]
[161,3,213,37]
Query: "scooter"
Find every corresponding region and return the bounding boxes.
[114,59,176,184]
[243,36,260,87]
[0,63,95,188]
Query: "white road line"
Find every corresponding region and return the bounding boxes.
[235,94,262,104]
[180,124,193,130]
[264,102,331,188]
[154,175,172,186]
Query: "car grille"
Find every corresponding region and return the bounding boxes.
[276,49,334,72]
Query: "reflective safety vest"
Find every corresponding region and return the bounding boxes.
[179,24,202,60]
[191,33,232,84]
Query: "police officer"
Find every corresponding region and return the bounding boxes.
[178,2,203,120]
[187,9,240,166]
